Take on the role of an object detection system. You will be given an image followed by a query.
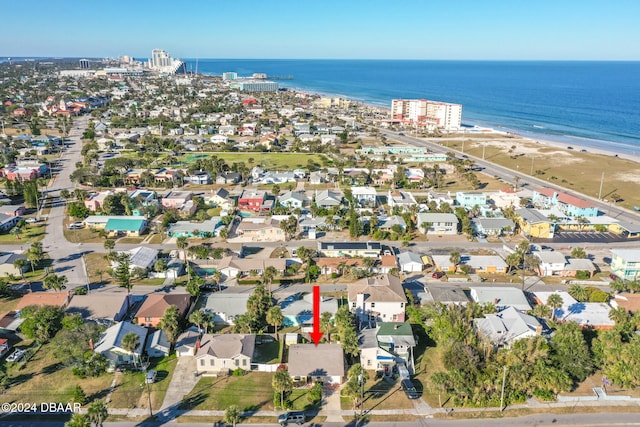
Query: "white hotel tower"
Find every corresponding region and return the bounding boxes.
[391,99,462,131]
[148,49,183,74]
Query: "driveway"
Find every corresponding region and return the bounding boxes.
[160,356,199,410]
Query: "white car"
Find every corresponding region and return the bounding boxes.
[26,218,41,224]
[6,349,25,363]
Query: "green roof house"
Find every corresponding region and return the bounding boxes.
[104,217,148,237]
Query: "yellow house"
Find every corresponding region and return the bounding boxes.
[515,208,554,239]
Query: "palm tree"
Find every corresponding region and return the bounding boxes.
[449,251,461,273]
[571,247,587,259]
[272,368,293,409]
[87,400,108,427]
[609,306,629,325]
[263,265,278,296]
[546,293,564,322]
[121,332,140,367]
[44,274,68,291]
[64,413,90,427]
[224,405,241,427]
[266,306,284,339]
[568,284,589,302]
[176,235,189,274]
[27,241,44,273]
[189,310,208,335]
[13,258,27,281]
[321,311,334,343]
[532,303,552,320]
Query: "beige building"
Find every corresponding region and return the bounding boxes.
[196,334,255,375]
[391,99,462,131]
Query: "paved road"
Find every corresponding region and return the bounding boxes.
[3,412,640,427]
[41,116,91,288]
[380,130,640,227]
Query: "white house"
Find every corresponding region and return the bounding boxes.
[203,292,252,325]
[387,190,418,212]
[175,326,200,357]
[416,212,458,235]
[196,334,255,375]
[278,191,307,209]
[469,287,531,311]
[348,274,407,324]
[351,186,378,206]
[474,306,541,348]
[534,251,568,276]
[397,252,423,273]
[94,321,148,367]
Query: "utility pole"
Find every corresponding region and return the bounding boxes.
[500,365,507,411]
[358,374,365,426]
[530,156,535,175]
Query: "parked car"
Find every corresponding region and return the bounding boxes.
[400,379,420,399]
[6,349,25,363]
[67,222,84,230]
[610,273,620,281]
[278,411,306,425]
[432,271,445,279]
[26,217,41,224]
[145,370,157,384]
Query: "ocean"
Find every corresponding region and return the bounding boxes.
[183,59,640,155]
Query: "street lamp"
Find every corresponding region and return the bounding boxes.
[142,361,153,417]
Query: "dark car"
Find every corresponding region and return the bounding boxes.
[610,273,620,281]
[432,271,445,279]
[401,379,420,399]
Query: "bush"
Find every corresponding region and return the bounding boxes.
[532,388,556,401]
[232,368,246,376]
[308,382,322,405]
[575,271,590,280]
[74,287,88,295]
[587,287,610,303]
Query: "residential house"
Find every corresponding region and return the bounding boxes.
[317,241,382,258]
[419,287,469,306]
[161,191,193,210]
[455,192,487,209]
[515,208,554,239]
[533,291,614,329]
[84,191,115,212]
[203,291,252,325]
[186,171,211,185]
[532,188,599,217]
[15,291,72,311]
[281,293,339,327]
[469,287,531,311]
[416,213,458,235]
[351,186,378,206]
[474,306,542,348]
[66,294,134,323]
[205,188,233,211]
[104,217,148,237]
[0,205,25,217]
[216,256,287,279]
[387,190,418,212]
[316,257,364,277]
[487,189,521,209]
[235,217,284,242]
[0,214,19,232]
[0,252,28,277]
[534,251,569,276]
[349,274,407,324]
[377,216,407,233]
[238,189,267,213]
[135,293,191,327]
[94,321,148,367]
[175,326,200,357]
[611,293,640,313]
[463,255,508,274]
[113,246,159,272]
[287,344,345,384]
[611,249,640,281]
[314,189,343,208]
[196,334,255,375]
[146,329,171,357]
[563,258,597,278]
[376,255,397,274]
[309,171,325,185]
[278,191,307,209]
[397,252,423,273]
[359,322,416,375]
[168,218,221,238]
[218,125,237,136]
[473,218,515,236]
[216,172,242,184]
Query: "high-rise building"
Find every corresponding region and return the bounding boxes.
[222,72,238,81]
[148,49,183,74]
[79,59,89,69]
[391,99,462,131]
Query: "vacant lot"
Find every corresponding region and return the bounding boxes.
[180,372,274,411]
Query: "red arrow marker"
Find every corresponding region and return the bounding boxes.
[309,285,323,346]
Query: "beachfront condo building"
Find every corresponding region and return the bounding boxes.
[223,72,238,81]
[391,99,462,131]
[229,80,279,92]
[148,49,183,74]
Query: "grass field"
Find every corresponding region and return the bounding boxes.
[179,152,330,170]
[341,374,414,411]
[0,224,46,244]
[180,372,274,411]
[437,137,640,210]
[0,341,113,406]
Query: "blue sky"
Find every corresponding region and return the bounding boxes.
[2,0,640,60]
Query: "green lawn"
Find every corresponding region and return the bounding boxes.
[0,224,46,244]
[180,372,274,411]
[0,341,113,406]
[341,375,414,410]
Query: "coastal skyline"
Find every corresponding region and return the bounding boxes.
[3,0,640,60]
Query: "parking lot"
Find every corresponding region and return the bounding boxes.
[548,231,629,244]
